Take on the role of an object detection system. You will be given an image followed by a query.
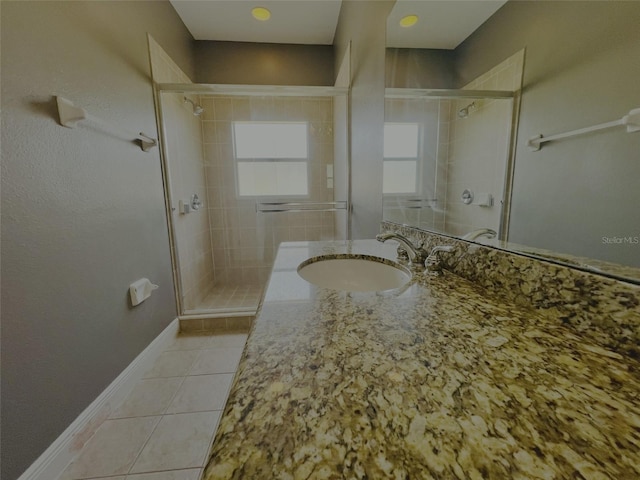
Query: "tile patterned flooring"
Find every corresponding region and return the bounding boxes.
[58,333,247,480]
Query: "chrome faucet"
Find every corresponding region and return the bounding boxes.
[376,233,428,267]
[424,245,454,274]
[461,228,497,241]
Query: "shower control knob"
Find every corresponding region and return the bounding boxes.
[190,194,202,211]
[462,189,474,205]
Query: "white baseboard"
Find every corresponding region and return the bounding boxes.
[17,318,180,480]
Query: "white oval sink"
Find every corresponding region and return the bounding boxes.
[297,255,411,292]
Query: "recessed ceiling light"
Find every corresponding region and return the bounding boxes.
[252,7,271,21]
[399,15,419,28]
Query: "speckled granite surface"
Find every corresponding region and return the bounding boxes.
[203,240,640,479]
[382,222,640,359]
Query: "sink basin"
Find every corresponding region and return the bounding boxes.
[297,254,411,292]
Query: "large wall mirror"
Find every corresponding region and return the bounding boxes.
[383,0,640,283]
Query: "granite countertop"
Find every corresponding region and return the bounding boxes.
[204,240,640,479]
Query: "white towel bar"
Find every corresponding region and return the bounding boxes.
[528,107,640,151]
[56,96,157,152]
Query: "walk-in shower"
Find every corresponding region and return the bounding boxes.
[155,84,350,319]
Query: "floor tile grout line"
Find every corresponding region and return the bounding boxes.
[127,410,225,476]
[118,414,163,479]
[124,360,190,475]
[124,410,169,476]
[197,422,220,470]
[109,375,188,421]
[156,407,225,416]
[120,466,206,478]
[185,370,239,377]
[161,374,188,417]
[201,413,224,473]
[127,345,235,474]
[64,334,245,480]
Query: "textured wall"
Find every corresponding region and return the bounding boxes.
[0,2,194,478]
[454,1,640,266]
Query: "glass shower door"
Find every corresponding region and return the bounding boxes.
[157,86,349,317]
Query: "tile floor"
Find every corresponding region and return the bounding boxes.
[58,333,247,480]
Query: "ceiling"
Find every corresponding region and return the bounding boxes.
[387,0,508,49]
[170,0,507,49]
[170,0,343,45]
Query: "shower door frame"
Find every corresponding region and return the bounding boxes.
[153,83,351,317]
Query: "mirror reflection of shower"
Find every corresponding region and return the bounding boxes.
[458,101,476,118]
[184,96,204,116]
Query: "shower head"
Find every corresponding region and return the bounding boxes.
[458,101,476,118]
[184,97,204,116]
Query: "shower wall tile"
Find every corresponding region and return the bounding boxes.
[281,98,301,120]
[213,98,232,121]
[232,98,251,120]
[151,41,216,310]
[202,122,217,144]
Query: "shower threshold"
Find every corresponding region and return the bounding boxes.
[179,284,263,333]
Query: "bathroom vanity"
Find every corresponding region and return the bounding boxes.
[203,238,640,478]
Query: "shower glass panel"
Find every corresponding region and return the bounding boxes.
[383,92,515,238]
[157,87,349,316]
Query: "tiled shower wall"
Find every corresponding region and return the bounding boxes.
[149,37,215,310]
[443,50,525,237]
[200,96,339,287]
[163,94,215,310]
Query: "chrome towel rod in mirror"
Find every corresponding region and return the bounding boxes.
[256,201,348,213]
[56,96,158,152]
[528,107,640,151]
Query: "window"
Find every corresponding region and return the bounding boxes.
[383,123,420,194]
[233,122,308,196]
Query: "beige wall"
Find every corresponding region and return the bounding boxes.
[195,41,335,86]
[0,2,194,478]
[334,0,396,239]
[454,1,640,266]
[386,48,455,89]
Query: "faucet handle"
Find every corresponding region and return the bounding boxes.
[425,245,454,274]
[429,245,454,255]
[396,245,409,261]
